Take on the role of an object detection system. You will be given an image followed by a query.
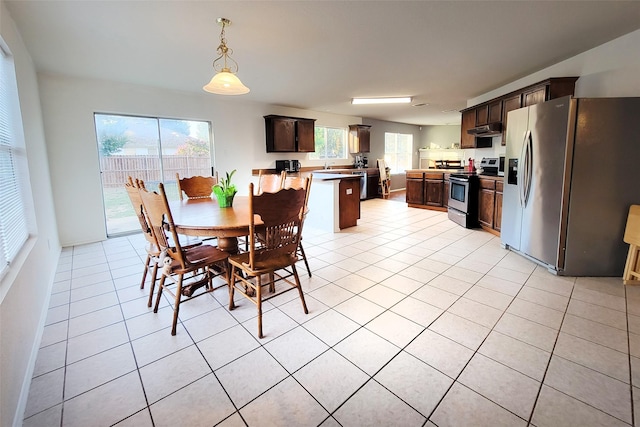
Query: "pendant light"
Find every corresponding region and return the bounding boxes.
[203,18,250,95]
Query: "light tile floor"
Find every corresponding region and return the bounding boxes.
[23,198,640,426]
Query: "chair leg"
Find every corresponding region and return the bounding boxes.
[228,265,236,310]
[153,275,166,313]
[298,242,312,277]
[140,254,151,289]
[256,275,263,339]
[291,264,309,314]
[147,261,159,308]
[171,275,184,336]
[269,272,275,293]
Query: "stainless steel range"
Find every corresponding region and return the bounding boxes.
[447,174,479,228]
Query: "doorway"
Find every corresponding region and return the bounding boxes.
[94,113,213,236]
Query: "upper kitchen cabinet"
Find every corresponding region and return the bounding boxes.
[348,124,371,153]
[461,77,578,148]
[522,77,579,107]
[460,110,477,149]
[475,100,502,126]
[461,108,493,149]
[265,115,316,152]
[501,94,522,145]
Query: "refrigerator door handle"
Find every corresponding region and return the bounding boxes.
[519,131,528,207]
[523,130,533,207]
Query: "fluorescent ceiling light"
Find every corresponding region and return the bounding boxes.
[352,97,412,105]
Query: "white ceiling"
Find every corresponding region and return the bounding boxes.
[5,1,640,125]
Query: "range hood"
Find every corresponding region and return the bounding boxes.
[467,122,502,136]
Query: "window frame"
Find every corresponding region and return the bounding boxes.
[384,132,414,174]
[0,41,31,284]
[309,125,348,161]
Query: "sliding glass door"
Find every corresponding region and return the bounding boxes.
[94,114,213,236]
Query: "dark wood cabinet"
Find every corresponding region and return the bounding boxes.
[406,172,424,205]
[523,86,546,107]
[494,180,503,232]
[461,77,578,148]
[488,100,502,124]
[406,172,447,211]
[478,177,503,235]
[296,119,316,152]
[426,179,444,206]
[501,94,522,145]
[476,105,489,126]
[265,115,316,153]
[349,124,371,153]
[461,109,477,149]
[444,178,450,207]
[478,179,496,229]
[475,100,502,127]
[339,178,359,229]
[367,171,380,199]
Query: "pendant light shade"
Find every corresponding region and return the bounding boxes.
[203,18,250,95]
[203,69,250,95]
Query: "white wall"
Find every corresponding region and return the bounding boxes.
[419,125,461,150]
[469,29,640,105]
[37,74,362,246]
[0,2,61,426]
[461,29,640,169]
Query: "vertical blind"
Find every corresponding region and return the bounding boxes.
[0,45,28,276]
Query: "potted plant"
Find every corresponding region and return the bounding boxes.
[212,169,237,208]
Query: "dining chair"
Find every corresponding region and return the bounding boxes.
[283,174,313,277]
[125,177,160,296]
[377,158,391,198]
[228,183,308,338]
[257,170,286,194]
[139,182,229,335]
[176,173,218,200]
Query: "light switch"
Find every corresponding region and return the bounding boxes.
[346,188,353,195]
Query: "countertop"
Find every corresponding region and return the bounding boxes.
[314,167,380,174]
[303,172,361,181]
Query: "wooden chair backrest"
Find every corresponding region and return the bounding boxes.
[176,173,217,200]
[257,170,286,194]
[247,183,306,269]
[377,159,388,181]
[138,182,187,269]
[283,173,312,217]
[125,176,156,248]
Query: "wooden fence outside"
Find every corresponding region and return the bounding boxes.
[100,155,210,187]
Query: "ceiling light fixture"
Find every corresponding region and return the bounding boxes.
[351,97,412,105]
[203,17,250,95]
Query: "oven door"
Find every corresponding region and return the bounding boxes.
[448,176,469,213]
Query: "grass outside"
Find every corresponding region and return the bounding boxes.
[103,182,181,235]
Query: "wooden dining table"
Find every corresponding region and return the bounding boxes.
[170,196,258,254]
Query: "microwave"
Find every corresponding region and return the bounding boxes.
[275,160,300,172]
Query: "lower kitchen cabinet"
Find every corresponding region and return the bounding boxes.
[406,172,424,205]
[478,177,503,236]
[367,171,380,199]
[405,171,446,212]
[494,180,503,232]
[425,179,444,206]
[443,178,450,207]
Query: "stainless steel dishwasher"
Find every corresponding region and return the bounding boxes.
[351,171,367,200]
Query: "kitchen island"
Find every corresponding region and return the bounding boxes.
[306,173,361,232]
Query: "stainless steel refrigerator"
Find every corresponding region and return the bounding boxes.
[501,96,640,276]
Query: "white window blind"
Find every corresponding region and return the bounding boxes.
[0,45,28,276]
